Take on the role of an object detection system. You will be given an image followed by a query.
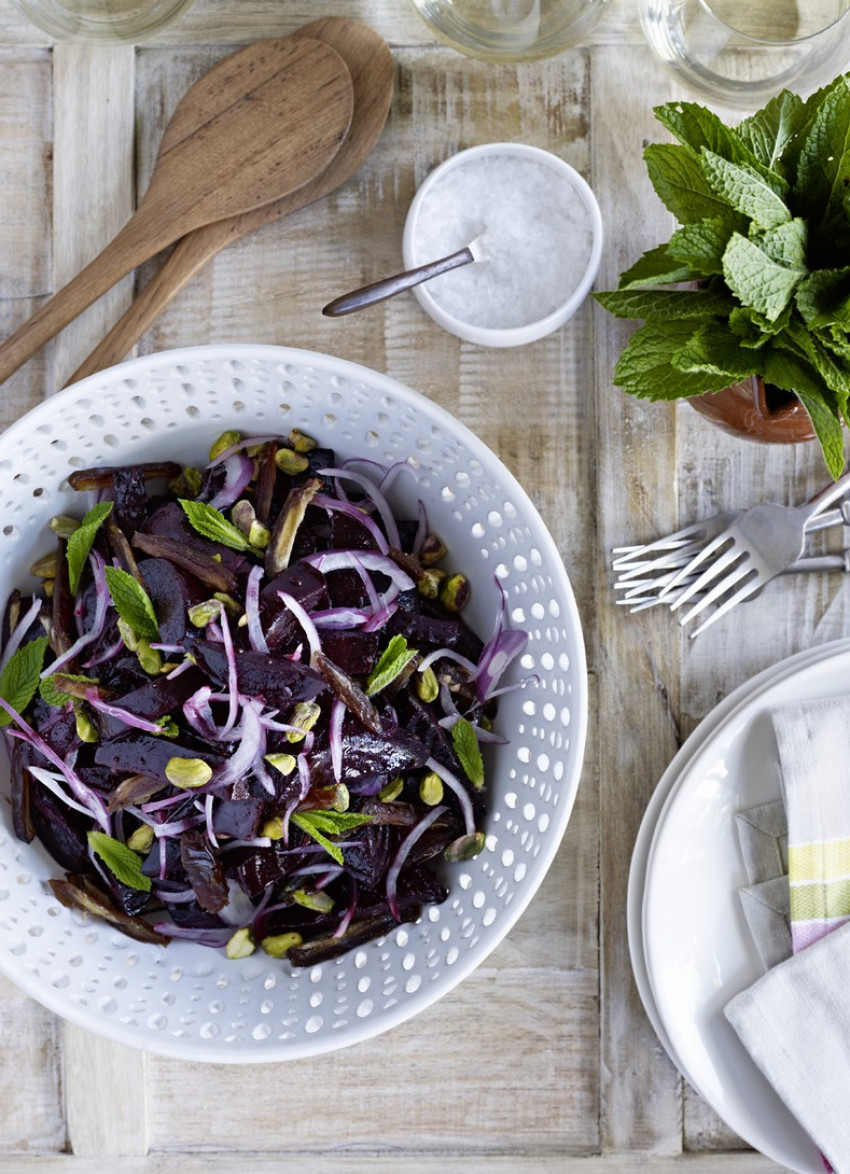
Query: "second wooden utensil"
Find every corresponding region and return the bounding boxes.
[0,36,354,387]
[67,16,394,386]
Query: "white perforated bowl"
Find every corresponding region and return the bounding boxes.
[0,345,586,1061]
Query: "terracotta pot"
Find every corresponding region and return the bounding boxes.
[689,375,816,444]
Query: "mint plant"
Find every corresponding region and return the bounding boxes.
[596,75,850,478]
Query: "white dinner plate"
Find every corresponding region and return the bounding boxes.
[627,639,850,1077]
[642,640,850,1173]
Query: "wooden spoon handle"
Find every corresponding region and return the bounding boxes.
[67,225,228,385]
[0,208,171,387]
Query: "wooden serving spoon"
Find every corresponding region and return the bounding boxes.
[67,17,394,386]
[0,36,354,387]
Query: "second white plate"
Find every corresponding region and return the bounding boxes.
[642,641,850,1173]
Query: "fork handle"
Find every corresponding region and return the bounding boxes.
[803,465,850,522]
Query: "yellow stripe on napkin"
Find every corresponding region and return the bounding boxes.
[790,877,850,923]
[788,838,850,883]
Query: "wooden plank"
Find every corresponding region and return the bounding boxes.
[52,44,136,389]
[62,1024,149,1157]
[0,1152,784,1173]
[591,43,687,1154]
[0,975,63,1152]
[145,967,597,1152]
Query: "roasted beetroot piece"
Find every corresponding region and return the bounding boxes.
[91,665,207,740]
[318,631,380,676]
[180,828,228,914]
[308,724,430,789]
[30,778,91,872]
[183,636,328,709]
[139,558,208,643]
[95,733,226,784]
[259,562,329,652]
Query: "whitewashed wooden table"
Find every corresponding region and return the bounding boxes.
[0,1,844,1170]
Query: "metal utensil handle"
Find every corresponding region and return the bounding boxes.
[803,465,850,522]
[322,245,475,317]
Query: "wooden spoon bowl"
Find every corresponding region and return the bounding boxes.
[0,36,354,386]
[69,17,394,385]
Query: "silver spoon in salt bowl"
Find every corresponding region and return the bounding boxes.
[322,233,486,316]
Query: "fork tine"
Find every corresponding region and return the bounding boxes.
[611,509,742,569]
[675,561,756,626]
[612,537,694,566]
[666,543,745,610]
[615,540,711,579]
[685,575,765,637]
[658,533,736,601]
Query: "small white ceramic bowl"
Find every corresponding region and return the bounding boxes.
[402,142,603,348]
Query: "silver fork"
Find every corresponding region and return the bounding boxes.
[664,468,850,635]
[615,551,850,612]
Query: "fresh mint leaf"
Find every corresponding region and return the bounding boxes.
[179,499,250,552]
[723,233,803,321]
[104,566,160,642]
[365,635,419,697]
[673,323,762,380]
[594,288,733,321]
[763,348,846,478]
[755,218,807,270]
[796,268,850,328]
[67,501,113,593]
[87,831,152,892]
[451,718,484,790]
[702,151,791,231]
[291,809,372,866]
[795,76,850,230]
[736,90,806,171]
[643,144,731,225]
[655,101,757,165]
[612,321,740,401]
[616,243,699,289]
[667,214,749,275]
[727,304,793,349]
[0,635,48,726]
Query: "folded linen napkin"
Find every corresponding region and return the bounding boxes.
[773,697,850,952]
[725,920,850,1173]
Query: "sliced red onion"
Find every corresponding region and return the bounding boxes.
[316,468,401,550]
[183,685,222,741]
[83,635,125,669]
[329,697,345,783]
[211,698,267,790]
[203,792,218,848]
[84,689,166,734]
[45,550,110,677]
[217,604,239,737]
[154,813,205,839]
[311,492,389,554]
[278,590,322,666]
[244,564,269,654]
[386,804,447,920]
[0,596,42,672]
[312,607,369,630]
[424,756,475,836]
[1,699,111,833]
[303,549,415,592]
[152,886,197,904]
[333,878,358,939]
[475,629,529,702]
[151,924,235,946]
[207,452,254,511]
[362,595,399,634]
[26,765,95,819]
[417,646,479,676]
[141,792,188,813]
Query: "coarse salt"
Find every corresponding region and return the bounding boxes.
[410,152,594,330]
